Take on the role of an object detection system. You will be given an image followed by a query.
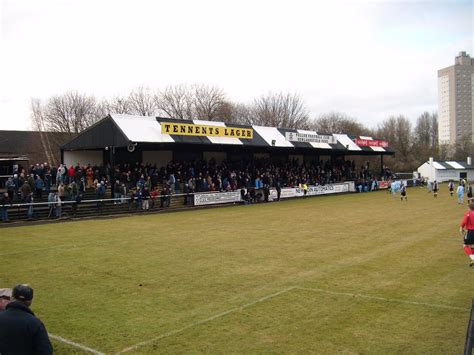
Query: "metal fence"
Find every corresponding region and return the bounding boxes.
[0,192,199,223]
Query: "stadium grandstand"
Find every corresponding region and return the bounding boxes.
[0,114,394,223]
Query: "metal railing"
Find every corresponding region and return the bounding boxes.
[0,191,199,223]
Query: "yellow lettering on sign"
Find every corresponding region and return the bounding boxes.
[161,123,253,139]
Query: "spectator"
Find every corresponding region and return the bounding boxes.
[160,185,170,208]
[120,183,127,204]
[78,177,86,195]
[275,179,281,201]
[263,184,270,202]
[69,181,78,201]
[44,171,51,195]
[142,186,150,211]
[26,194,34,220]
[1,192,11,222]
[96,182,106,211]
[27,174,35,193]
[0,288,11,311]
[5,177,15,200]
[47,192,57,218]
[113,180,121,204]
[127,188,136,210]
[86,165,94,188]
[71,193,82,217]
[57,164,66,185]
[57,183,65,201]
[0,284,53,355]
[35,176,44,199]
[20,181,31,202]
[67,165,76,184]
[150,187,158,208]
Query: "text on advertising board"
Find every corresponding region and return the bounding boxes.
[162,123,253,139]
[354,138,388,148]
[194,191,241,206]
[285,132,336,144]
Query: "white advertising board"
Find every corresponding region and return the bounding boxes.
[270,182,352,200]
[194,191,241,206]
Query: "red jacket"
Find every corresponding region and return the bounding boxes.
[68,166,76,177]
[461,211,474,230]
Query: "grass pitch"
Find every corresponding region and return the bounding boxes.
[1,187,472,354]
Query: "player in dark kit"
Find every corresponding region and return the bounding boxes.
[400,184,407,201]
[449,181,454,197]
[460,203,474,267]
[433,180,438,198]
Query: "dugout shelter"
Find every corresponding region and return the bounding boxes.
[61,114,394,171]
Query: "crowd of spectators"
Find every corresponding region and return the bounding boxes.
[0,158,391,221]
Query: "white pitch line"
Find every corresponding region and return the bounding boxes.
[116,286,296,354]
[49,333,105,355]
[296,287,469,311]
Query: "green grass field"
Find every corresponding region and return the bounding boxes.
[1,187,473,354]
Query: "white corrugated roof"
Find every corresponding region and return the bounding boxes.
[432,161,446,170]
[334,134,361,151]
[253,126,294,147]
[445,161,464,169]
[110,114,174,143]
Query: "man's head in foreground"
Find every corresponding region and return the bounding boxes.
[12,284,34,307]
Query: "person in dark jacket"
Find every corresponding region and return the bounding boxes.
[0,284,53,355]
[1,192,11,222]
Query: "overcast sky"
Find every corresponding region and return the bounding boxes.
[0,0,472,131]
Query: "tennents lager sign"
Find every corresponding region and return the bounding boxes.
[161,122,253,139]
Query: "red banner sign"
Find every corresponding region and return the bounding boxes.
[354,138,389,148]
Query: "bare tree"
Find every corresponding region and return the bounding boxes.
[453,133,474,160]
[376,115,415,171]
[224,102,254,125]
[438,143,450,161]
[155,85,194,119]
[412,111,439,164]
[414,112,438,148]
[105,96,133,115]
[31,99,55,166]
[429,112,438,148]
[128,86,156,116]
[155,84,228,121]
[41,91,99,134]
[250,92,309,128]
[192,84,226,121]
[311,112,368,135]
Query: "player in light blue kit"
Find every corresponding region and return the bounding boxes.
[457,183,465,204]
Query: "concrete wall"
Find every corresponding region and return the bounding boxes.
[289,154,304,166]
[253,153,270,159]
[63,150,103,167]
[142,150,172,168]
[203,151,227,164]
